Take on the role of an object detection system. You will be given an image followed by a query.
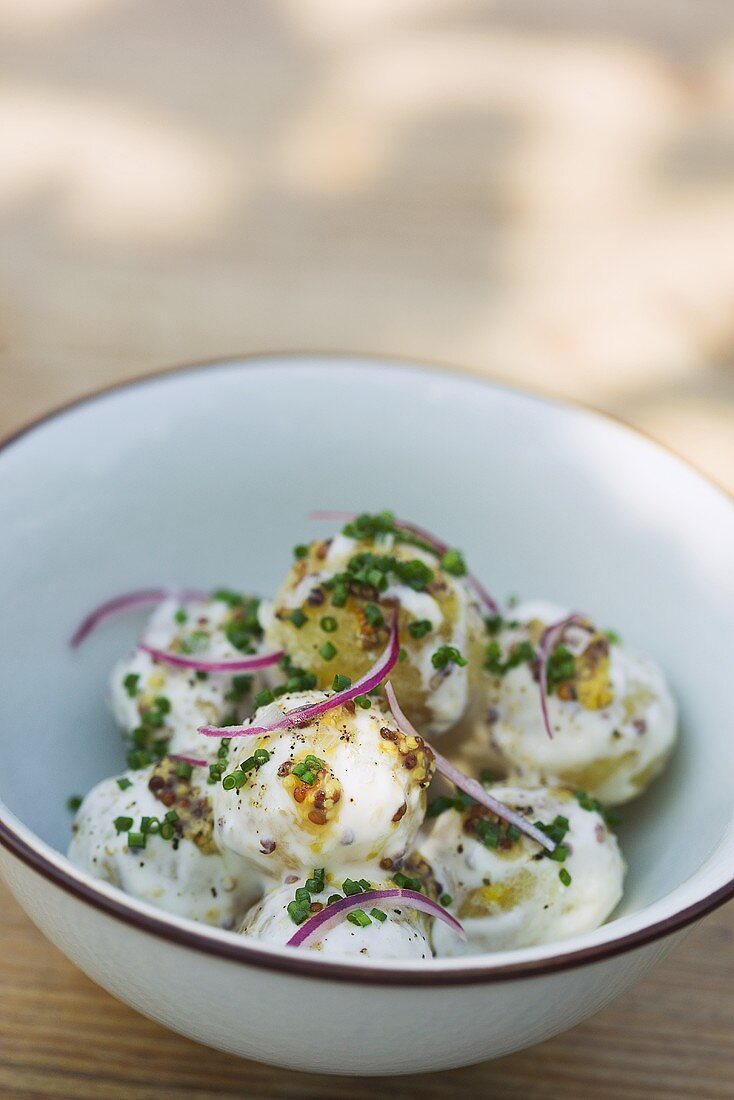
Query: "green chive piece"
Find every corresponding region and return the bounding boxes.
[331,582,348,608]
[67,795,82,812]
[332,673,352,692]
[289,608,308,629]
[319,642,337,661]
[177,762,193,779]
[114,816,134,833]
[439,893,453,907]
[254,688,275,709]
[320,615,338,633]
[363,603,384,628]
[123,673,140,698]
[408,619,433,640]
[116,778,132,791]
[127,831,146,849]
[293,544,309,559]
[431,645,468,670]
[287,900,310,925]
[440,549,467,576]
[559,868,572,887]
[370,908,388,922]
[347,909,372,928]
[392,871,422,891]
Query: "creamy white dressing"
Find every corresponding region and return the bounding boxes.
[476,601,678,804]
[109,597,264,759]
[213,691,431,878]
[423,784,625,956]
[240,880,432,959]
[67,768,262,926]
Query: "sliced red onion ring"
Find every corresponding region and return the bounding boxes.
[70,588,207,648]
[286,888,465,948]
[308,510,499,615]
[139,642,284,673]
[168,753,207,768]
[537,613,588,741]
[384,681,556,854]
[199,611,400,739]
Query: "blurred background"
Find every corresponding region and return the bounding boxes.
[1,4,734,1097]
[1,0,733,488]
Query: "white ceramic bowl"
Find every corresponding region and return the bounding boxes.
[1,355,732,1076]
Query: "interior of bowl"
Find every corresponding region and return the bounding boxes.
[1,355,732,966]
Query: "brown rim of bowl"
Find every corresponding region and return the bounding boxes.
[0,351,732,988]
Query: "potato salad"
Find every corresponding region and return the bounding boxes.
[67,510,677,959]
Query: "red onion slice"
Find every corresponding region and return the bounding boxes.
[286,888,465,948]
[537,613,588,741]
[385,681,556,854]
[139,642,283,673]
[71,588,207,648]
[308,510,499,614]
[199,611,400,739]
[168,753,207,768]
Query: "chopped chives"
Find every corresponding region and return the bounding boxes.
[347,909,372,928]
[123,673,140,698]
[363,603,384,628]
[440,549,467,576]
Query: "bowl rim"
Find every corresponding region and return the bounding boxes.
[1,350,733,988]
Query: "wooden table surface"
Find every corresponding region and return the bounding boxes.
[1,2,733,1097]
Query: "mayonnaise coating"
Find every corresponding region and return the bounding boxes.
[240,880,432,959]
[466,601,677,805]
[213,691,435,878]
[67,765,262,927]
[262,531,483,735]
[420,783,625,956]
[110,595,265,760]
